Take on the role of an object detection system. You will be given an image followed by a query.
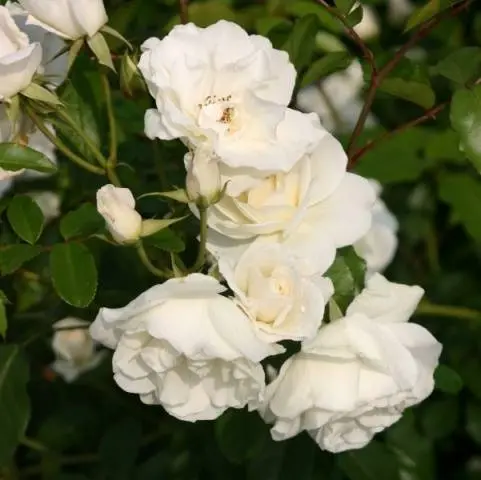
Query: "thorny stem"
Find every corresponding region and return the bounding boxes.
[349,102,448,164]
[179,0,189,24]
[316,0,377,75]
[323,0,474,164]
[101,71,120,186]
[26,107,104,175]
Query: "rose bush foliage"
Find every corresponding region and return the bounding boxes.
[0,0,480,479]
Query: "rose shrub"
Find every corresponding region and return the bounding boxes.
[0,0,480,479]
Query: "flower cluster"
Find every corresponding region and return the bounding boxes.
[88,20,442,454]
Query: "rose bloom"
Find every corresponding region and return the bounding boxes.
[216,239,334,343]
[206,127,375,275]
[0,5,42,100]
[262,274,442,453]
[139,20,322,171]
[19,0,108,40]
[90,274,280,422]
[96,184,143,244]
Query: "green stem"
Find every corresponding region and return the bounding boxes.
[56,108,107,168]
[20,437,50,453]
[190,206,208,272]
[101,72,120,186]
[416,301,481,321]
[136,242,172,279]
[26,107,104,175]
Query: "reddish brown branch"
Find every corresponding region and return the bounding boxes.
[348,102,448,167]
[179,0,189,24]
[342,0,473,163]
[316,0,377,75]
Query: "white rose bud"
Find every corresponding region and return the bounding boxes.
[0,5,42,100]
[51,317,104,382]
[185,148,222,206]
[19,0,108,40]
[96,184,142,244]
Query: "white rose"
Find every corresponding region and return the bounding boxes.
[7,1,68,87]
[206,129,376,274]
[139,20,322,171]
[96,184,143,244]
[354,180,398,274]
[263,274,442,452]
[185,148,222,205]
[0,5,42,100]
[51,317,104,382]
[28,190,60,221]
[89,274,280,422]
[19,0,108,40]
[217,239,334,343]
[296,61,377,133]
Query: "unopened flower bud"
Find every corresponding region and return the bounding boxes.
[96,184,142,244]
[120,52,145,97]
[185,148,222,206]
[51,317,104,382]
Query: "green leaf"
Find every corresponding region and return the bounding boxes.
[99,418,142,480]
[335,0,357,14]
[87,32,115,71]
[354,128,428,183]
[59,81,101,163]
[140,216,188,238]
[325,246,366,313]
[432,47,481,85]
[60,203,104,240]
[337,440,401,480]
[101,25,133,50]
[438,173,481,241]
[255,17,292,37]
[215,410,269,464]
[7,195,44,245]
[0,245,43,275]
[0,299,6,339]
[346,3,364,28]
[301,52,352,87]
[283,14,319,71]
[0,143,57,174]
[450,85,481,171]
[405,0,440,32]
[421,397,459,440]
[378,58,435,109]
[380,77,435,109]
[0,345,30,467]
[21,83,62,105]
[68,38,84,71]
[143,228,185,253]
[434,364,463,394]
[425,129,465,165]
[50,243,98,307]
[285,1,343,33]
